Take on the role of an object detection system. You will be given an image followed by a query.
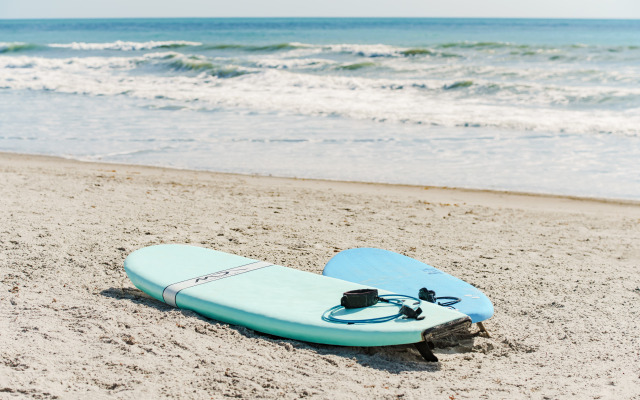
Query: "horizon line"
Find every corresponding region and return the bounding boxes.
[2,16,640,21]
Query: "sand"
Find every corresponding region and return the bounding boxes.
[1,151,639,399]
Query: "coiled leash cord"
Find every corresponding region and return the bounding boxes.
[418,287,461,308]
[322,289,424,324]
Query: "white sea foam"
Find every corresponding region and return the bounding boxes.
[1,53,639,136]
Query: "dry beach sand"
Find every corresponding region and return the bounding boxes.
[1,151,639,399]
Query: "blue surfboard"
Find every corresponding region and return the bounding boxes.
[323,248,493,325]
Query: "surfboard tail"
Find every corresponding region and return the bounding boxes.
[422,315,472,342]
[416,315,472,362]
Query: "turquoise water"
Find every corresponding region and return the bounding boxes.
[2,18,639,46]
[1,18,639,199]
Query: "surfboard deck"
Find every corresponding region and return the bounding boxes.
[124,245,471,352]
[323,248,493,324]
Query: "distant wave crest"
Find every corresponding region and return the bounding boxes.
[438,41,526,49]
[200,42,307,52]
[337,62,377,71]
[167,56,251,78]
[49,40,202,51]
[0,42,41,53]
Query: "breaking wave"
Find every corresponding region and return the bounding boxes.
[337,62,376,71]
[2,33,640,137]
[167,57,251,78]
[0,42,42,53]
[49,40,201,51]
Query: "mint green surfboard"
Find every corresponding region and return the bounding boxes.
[124,245,470,360]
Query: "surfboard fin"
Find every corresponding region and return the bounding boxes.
[414,341,438,362]
[476,322,491,338]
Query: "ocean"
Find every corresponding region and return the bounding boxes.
[1,18,639,200]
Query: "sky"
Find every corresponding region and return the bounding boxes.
[1,0,639,19]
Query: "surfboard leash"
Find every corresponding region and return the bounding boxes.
[322,289,424,324]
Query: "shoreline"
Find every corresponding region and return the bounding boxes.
[1,151,639,398]
[5,150,639,209]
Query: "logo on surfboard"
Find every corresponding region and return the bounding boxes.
[162,261,272,307]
